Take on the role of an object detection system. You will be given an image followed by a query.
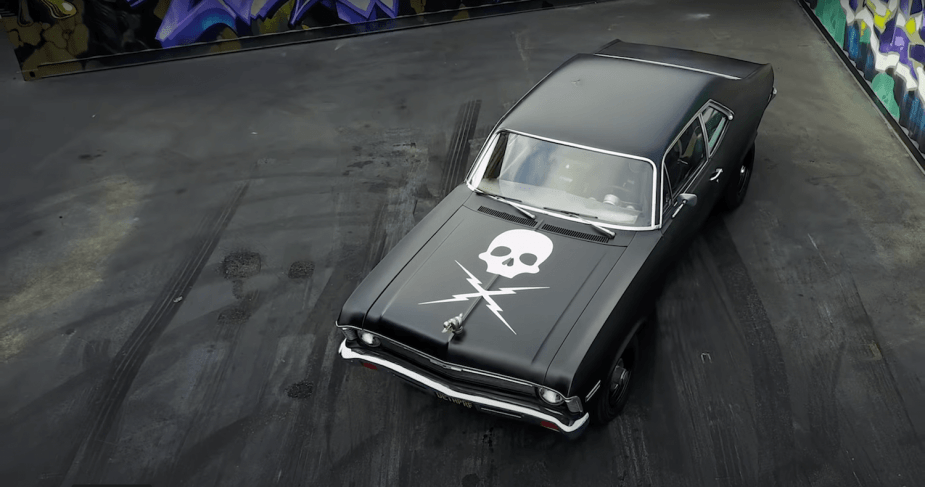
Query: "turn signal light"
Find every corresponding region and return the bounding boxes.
[540,420,559,431]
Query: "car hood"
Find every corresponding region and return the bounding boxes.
[363,204,627,383]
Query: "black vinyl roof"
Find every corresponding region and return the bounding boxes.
[496,53,724,165]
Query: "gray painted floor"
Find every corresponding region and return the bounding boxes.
[1,0,924,486]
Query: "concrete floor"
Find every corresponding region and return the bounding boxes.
[1,0,924,486]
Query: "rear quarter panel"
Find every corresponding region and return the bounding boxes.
[712,64,775,170]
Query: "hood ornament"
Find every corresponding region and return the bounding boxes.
[442,313,465,335]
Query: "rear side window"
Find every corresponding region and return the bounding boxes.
[701,107,728,155]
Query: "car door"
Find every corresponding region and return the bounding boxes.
[699,103,734,207]
[661,114,710,243]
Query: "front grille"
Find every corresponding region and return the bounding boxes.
[379,339,537,398]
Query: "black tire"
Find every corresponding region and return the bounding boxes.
[721,143,755,211]
[590,333,638,425]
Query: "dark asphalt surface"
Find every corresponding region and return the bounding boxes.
[2,0,925,486]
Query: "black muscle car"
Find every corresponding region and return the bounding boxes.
[336,40,776,438]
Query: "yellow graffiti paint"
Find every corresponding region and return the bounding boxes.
[410,0,426,14]
[866,0,888,16]
[874,10,891,31]
[67,23,89,56]
[257,0,294,35]
[209,28,242,53]
[907,18,917,35]
[154,0,170,19]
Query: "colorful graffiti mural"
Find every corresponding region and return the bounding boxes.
[806,0,925,151]
[0,0,529,79]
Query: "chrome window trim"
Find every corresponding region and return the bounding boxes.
[466,131,501,183]
[659,99,729,219]
[466,129,659,231]
[701,105,731,158]
[592,53,741,80]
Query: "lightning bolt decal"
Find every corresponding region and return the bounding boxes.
[419,261,548,334]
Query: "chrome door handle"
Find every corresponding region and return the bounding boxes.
[710,168,723,182]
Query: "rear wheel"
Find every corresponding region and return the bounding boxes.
[590,333,638,425]
[721,143,755,211]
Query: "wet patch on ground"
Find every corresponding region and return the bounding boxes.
[286,380,314,399]
[221,251,261,280]
[287,261,315,280]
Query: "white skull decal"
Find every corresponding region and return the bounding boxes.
[479,229,554,279]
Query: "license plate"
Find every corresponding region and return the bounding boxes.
[435,391,473,408]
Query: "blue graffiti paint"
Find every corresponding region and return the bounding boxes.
[136,0,406,48]
[847,22,861,61]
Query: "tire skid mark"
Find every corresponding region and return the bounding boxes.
[160,295,255,487]
[441,100,482,197]
[653,245,756,486]
[699,217,800,486]
[773,234,925,486]
[58,183,250,486]
[363,139,431,272]
[274,189,368,487]
[0,298,150,366]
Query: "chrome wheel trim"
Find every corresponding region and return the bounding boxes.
[737,162,751,197]
[607,358,631,408]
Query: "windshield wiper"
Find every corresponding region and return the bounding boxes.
[474,188,535,220]
[543,207,615,239]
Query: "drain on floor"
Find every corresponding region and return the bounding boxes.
[217,291,259,326]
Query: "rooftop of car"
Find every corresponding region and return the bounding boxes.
[496,53,724,166]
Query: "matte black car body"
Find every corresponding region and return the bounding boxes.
[336,40,776,437]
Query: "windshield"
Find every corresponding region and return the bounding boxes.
[471,131,655,228]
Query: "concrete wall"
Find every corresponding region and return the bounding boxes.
[0,0,588,79]
[804,0,925,156]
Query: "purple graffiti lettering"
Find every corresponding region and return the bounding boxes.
[332,0,399,23]
[902,0,910,14]
[849,0,859,11]
[127,0,401,47]
[914,0,923,15]
[878,14,918,82]
[156,0,241,47]
[911,44,925,64]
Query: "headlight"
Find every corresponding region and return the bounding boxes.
[360,332,380,347]
[538,387,564,405]
[341,327,358,341]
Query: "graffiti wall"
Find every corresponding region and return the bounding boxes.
[805,0,925,153]
[0,0,560,79]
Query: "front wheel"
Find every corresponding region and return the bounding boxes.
[720,143,755,211]
[590,333,638,425]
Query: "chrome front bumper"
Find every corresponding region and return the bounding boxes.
[338,339,590,438]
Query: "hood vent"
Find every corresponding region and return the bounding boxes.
[477,206,535,227]
[540,223,610,243]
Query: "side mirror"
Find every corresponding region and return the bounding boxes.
[671,193,697,219]
[677,193,697,207]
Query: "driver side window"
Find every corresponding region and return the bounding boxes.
[662,120,706,208]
